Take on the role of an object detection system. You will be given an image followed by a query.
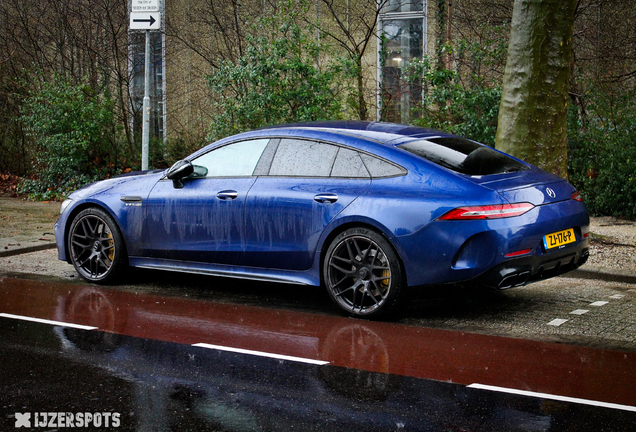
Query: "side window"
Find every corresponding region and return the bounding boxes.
[269,139,338,177]
[331,147,370,178]
[360,154,406,178]
[189,139,269,178]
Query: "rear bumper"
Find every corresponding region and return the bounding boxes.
[394,198,589,287]
[471,239,590,289]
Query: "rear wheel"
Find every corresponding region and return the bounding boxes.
[323,228,404,318]
[68,208,126,284]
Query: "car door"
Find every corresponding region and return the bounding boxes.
[243,138,372,270]
[145,139,269,265]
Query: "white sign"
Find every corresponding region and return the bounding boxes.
[130,12,161,30]
[132,0,159,12]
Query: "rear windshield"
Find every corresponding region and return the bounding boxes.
[399,137,528,175]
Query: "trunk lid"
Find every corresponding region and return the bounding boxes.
[468,168,575,206]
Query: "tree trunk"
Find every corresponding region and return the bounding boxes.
[495,0,576,177]
[356,54,368,121]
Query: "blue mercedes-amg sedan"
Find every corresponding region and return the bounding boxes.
[55,122,589,317]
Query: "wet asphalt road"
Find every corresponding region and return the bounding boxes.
[1,271,636,431]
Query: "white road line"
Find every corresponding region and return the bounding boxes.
[192,343,330,366]
[467,384,636,413]
[609,294,625,299]
[570,309,589,315]
[590,301,609,307]
[0,313,98,330]
[547,318,569,326]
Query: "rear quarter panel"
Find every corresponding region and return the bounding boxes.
[322,163,506,286]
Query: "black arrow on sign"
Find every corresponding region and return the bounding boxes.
[133,15,156,26]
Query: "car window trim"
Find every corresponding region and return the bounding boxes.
[163,135,408,181]
[253,138,280,176]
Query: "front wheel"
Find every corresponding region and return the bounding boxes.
[323,228,404,318]
[68,207,127,284]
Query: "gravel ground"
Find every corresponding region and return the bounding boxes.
[587,217,636,276]
[0,248,77,279]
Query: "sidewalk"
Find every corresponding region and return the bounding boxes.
[582,216,636,284]
[1,196,635,283]
[0,197,60,258]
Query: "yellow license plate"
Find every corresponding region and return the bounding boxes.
[543,228,576,250]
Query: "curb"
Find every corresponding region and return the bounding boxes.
[566,269,636,285]
[0,243,57,258]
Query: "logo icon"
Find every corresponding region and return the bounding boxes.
[546,187,556,199]
[15,413,31,428]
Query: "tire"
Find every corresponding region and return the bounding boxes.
[323,227,404,318]
[68,207,127,284]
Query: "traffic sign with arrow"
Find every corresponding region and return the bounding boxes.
[129,12,161,30]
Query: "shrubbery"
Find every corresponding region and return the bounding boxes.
[19,75,129,200]
[206,1,349,140]
[405,55,501,147]
[400,33,506,147]
[568,87,636,219]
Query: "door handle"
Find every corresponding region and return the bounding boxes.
[216,190,239,200]
[314,193,338,204]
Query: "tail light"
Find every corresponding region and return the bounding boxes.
[438,203,535,220]
[571,191,582,201]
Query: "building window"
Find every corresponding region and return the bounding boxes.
[378,0,427,124]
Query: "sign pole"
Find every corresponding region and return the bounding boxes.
[141,29,150,171]
[130,1,160,171]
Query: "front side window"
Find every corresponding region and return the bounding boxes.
[190,139,269,178]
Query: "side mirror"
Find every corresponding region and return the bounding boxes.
[166,160,194,189]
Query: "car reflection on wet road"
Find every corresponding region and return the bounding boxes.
[1,275,635,431]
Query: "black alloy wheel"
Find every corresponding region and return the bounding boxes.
[324,228,403,318]
[68,208,126,283]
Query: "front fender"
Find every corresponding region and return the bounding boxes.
[56,172,163,262]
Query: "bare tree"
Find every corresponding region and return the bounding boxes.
[317,0,389,120]
[0,0,133,153]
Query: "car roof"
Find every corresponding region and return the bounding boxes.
[193,121,458,161]
[258,121,455,145]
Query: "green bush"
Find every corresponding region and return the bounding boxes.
[568,89,636,218]
[164,128,209,165]
[207,1,348,140]
[403,56,501,146]
[19,75,122,200]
